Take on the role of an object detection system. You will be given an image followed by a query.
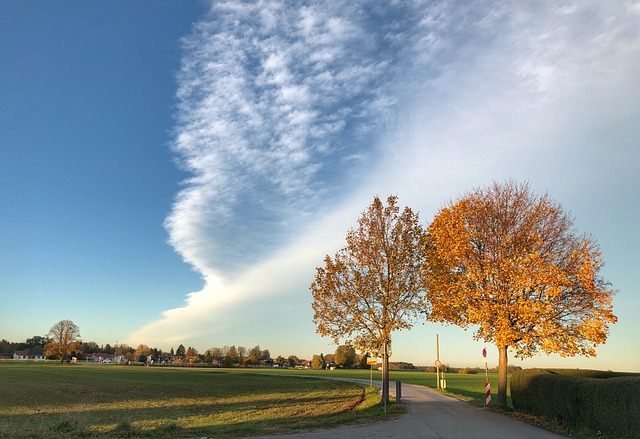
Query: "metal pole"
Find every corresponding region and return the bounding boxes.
[436,334,440,389]
[370,362,373,387]
[485,361,489,383]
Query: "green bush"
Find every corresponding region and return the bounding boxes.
[511,369,640,439]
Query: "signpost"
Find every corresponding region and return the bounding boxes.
[482,347,488,380]
[436,334,440,389]
[483,347,491,406]
[367,357,377,387]
[435,360,446,389]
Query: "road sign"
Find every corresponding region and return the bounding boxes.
[435,359,441,367]
[482,347,487,362]
[367,357,377,365]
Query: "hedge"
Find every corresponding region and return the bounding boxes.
[511,369,640,438]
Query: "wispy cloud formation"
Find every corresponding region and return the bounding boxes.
[133,1,640,365]
[165,1,423,276]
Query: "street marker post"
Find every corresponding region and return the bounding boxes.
[482,347,491,406]
[484,381,492,406]
[367,357,377,387]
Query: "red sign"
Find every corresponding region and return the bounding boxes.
[435,360,441,367]
[482,348,487,358]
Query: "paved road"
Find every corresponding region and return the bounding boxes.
[245,378,567,439]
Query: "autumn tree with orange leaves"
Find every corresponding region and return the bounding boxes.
[311,196,428,407]
[424,181,617,406]
[44,320,82,363]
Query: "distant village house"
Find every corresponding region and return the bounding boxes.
[12,350,46,360]
[85,353,126,363]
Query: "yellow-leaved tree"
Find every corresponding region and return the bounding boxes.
[311,195,428,406]
[424,181,617,406]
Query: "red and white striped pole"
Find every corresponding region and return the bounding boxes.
[484,381,492,406]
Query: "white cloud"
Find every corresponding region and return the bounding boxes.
[132,1,640,369]
[163,0,417,277]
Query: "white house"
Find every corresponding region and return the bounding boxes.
[13,350,46,360]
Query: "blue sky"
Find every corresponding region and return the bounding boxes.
[1,1,639,371]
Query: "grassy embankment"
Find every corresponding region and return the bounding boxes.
[0,362,402,438]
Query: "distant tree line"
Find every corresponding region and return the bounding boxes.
[2,331,523,374]
[423,365,523,374]
[1,323,303,368]
[0,336,49,355]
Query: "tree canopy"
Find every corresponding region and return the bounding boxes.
[424,180,617,406]
[44,320,81,363]
[249,345,262,364]
[334,345,356,368]
[135,344,151,362]
[311,354,325,369]
[311,195,428,404]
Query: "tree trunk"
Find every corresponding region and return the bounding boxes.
[497,344,508,407]
[381,342,390,407]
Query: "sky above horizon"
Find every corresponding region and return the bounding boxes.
[1,1,639,371]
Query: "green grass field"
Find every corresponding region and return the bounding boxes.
[0,363,402,438]
[246,367,509,407]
